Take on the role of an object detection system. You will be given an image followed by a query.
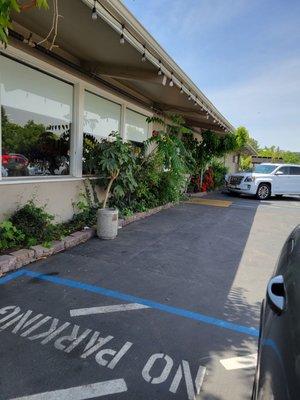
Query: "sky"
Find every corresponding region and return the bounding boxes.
[123,0,300,151]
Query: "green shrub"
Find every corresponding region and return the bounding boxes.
[10,201,60,246]
[93,133,137,208]
[211,160,228,188]
[0,221,25,252]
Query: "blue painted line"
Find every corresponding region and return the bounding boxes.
[0,269,26,284]
[3,269,258,338]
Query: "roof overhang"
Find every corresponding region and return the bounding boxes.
[11,0,234,133]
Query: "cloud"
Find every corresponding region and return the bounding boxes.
[208,58,300,150]
[124,0,300,151]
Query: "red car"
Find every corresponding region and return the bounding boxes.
[1,153,29,167]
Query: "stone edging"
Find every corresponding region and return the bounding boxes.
[0,228,95,276]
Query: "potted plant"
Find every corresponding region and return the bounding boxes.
[95,133,137,239]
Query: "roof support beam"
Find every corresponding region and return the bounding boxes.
[81,62,161,83]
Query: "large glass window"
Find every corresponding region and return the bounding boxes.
[0,56,73,177]
[83,91,121,175]
[125,109,149,145]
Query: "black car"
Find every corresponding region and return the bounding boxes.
[252,224,300,399]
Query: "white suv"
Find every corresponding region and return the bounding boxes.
[227,163,300,200]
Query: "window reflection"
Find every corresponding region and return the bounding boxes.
[83,91,121,175]
[125,109,148,144]
[0,56,73,177]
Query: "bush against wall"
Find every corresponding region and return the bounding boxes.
[183,129,239,192]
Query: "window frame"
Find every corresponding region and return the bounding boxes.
[0,45,153,184]
[0,53,75,181]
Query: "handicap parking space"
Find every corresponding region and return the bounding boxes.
[0,269,258,400]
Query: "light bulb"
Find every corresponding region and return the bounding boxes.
[180,87,184,94]
[141,46,146,62]
[158,61,162,75]
[169,73,174,87]
[120,34,125,44]
[162,75,167,86]
[92,5,97,20]
[188,94,192,100]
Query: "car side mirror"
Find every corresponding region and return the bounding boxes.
[275,171,284,175]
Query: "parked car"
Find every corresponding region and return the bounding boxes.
[227,163,300,200]
[0,153,29,176]
[252,224,300,399]
[1,153,28,167]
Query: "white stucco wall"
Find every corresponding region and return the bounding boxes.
[224,152,240,174]
[0,179,104,223]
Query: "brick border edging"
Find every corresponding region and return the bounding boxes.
[0,202,179,276]
[0,228,95,276]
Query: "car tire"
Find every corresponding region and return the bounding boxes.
[256,183,271,200]
[275,194,283,198]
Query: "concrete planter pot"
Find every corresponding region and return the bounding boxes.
[97,208,119,240]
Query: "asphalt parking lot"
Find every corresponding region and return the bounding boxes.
[1,193,300,400]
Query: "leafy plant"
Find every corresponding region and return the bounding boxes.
[0,220,25,251]
[10,201,59,246]
[211,160,228,188]
[0,0,48,45]
[94,133,137,208]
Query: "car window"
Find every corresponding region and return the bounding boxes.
[277,166,290,175]
[290,166,300,175]
[253,165,277,173]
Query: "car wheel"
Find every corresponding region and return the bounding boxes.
[256,183,271,200]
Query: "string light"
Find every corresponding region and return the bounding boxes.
[141,45,146,62]
[91,0,97,20]
[87,1,229,132]
[120,25,125,44]
[158,61,162,76]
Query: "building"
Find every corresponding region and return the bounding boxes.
[251,156,283,166]
[0,0,234,222]
[224,143,258,174]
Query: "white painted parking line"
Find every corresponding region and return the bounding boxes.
[10,378,127,400]
[70,303,150,317]
[220,353,257,370]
